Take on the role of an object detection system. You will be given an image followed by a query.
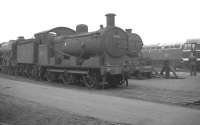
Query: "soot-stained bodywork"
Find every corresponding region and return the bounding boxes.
[0,13,143,88]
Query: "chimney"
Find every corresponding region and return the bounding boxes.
[125,29,132,33]
[105,13,116,27]
[18,36,25,40]
[100,25,104,30]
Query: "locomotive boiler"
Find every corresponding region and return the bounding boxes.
[56,26,127,59]
[53,14,128,64]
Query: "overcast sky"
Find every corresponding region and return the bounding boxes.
[0,0,199,45]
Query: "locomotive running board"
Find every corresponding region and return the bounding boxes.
[47,69,88,74]
[66,70,88,74]
[47,69,64,73]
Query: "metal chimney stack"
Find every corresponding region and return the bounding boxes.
[105,13,116,27]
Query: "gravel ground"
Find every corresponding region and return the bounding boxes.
[1,77,200,125]
[0,72,200,110]
[100,72,200,109]
[99,84,200,109]
[0,93,130,125]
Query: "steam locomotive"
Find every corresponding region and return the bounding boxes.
[0,13,143,88]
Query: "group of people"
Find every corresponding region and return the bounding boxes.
[160,52,198,78]
[121,52,198,88]
[160,59,178,78]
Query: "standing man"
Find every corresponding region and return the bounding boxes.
[122,61,129,87]
[189,53,197,76]
[160,59,170,78]
[160,53,178,78]
[160,53,170,78]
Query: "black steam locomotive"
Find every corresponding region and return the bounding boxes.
[0,13,143,88]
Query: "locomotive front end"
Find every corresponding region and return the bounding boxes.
[126,29,143,57]
[100,27,128,82]
[98,14,130,86]
[103,27,128,58]
[100,13,127,72]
